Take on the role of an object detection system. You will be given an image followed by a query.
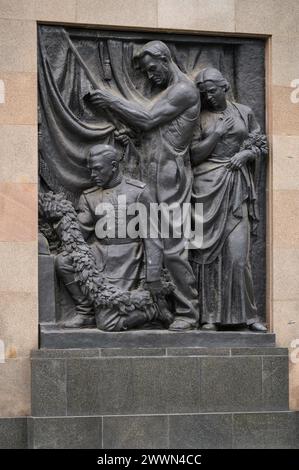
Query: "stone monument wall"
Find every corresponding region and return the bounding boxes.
[0,0,299,416]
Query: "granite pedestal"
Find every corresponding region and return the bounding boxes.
[25,342,299,449]
[1,341,298,449]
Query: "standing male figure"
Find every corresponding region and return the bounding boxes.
[87,41,200,330]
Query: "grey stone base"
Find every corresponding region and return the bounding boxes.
[31,347,289,417]
[40,325,276,348]
[0,418,28,449]
[2,412,299,449]
[2,345,296,449]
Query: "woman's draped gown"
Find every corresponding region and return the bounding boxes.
[190,101,264,325]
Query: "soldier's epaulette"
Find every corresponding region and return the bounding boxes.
[83,186,100,194]
[125,178,146,189]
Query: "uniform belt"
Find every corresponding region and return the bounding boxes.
[97,237,141,245]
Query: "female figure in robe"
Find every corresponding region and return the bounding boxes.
[190,68,267,332]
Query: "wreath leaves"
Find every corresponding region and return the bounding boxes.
[39,192,174,314]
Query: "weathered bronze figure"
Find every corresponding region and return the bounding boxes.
[38,26,268,337]
[190,68,267,332]
[41,144,173,331]
[86,41,200,331]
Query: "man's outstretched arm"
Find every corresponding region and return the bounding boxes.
[87,83,198,131]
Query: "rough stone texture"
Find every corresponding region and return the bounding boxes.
[273,248,299,301]
[272,135,299,191]
[31,348,101,358]
[272,34,299,87]
[273,301,299,412]
[200,356,263,412]
[167,347,231,356]
[0,411,298,449]
[272,85,299,136]
[262,356,289,410]
[0,292,37,359]
[31,348,290,418]
[35,0,77,22]
[0,240,37,416]
[0,0,77,22]
[0,418,27,449]
[40,327,276,349]
[76,0,158,27]
[233,412,297,449]
[158,0,235,32]
[289,361,299,411]
[0,19,36,73]
[31,346,288,357]
[169,414,232,449]
[235,0,299,35]
[0,242,37,293]
[0,359,31,416]
[5,411,297,449]
[0,72,37,125]
[274,301,299,347]
[0,125,37,183]
[66,356,201,416]
[0,0,36,20]
[158,0,200,30]
[28,417,102,449]
[0,183,37,242]
[273,191,299,248]
[231,347,288,356]
[31,359,67,417]
[103,415,168,449]
[101,348,166,357]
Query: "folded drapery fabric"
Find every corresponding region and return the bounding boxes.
[38,26,226,204]
[38,27,114,203]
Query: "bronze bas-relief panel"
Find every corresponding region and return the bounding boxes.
[38,25,267,334]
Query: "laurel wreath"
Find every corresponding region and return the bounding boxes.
[39,192,174,313]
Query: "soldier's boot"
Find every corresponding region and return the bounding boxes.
[121,300,173,331]
[121,309,152,330]
[62,279,96,329]
[154,297,174,328]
